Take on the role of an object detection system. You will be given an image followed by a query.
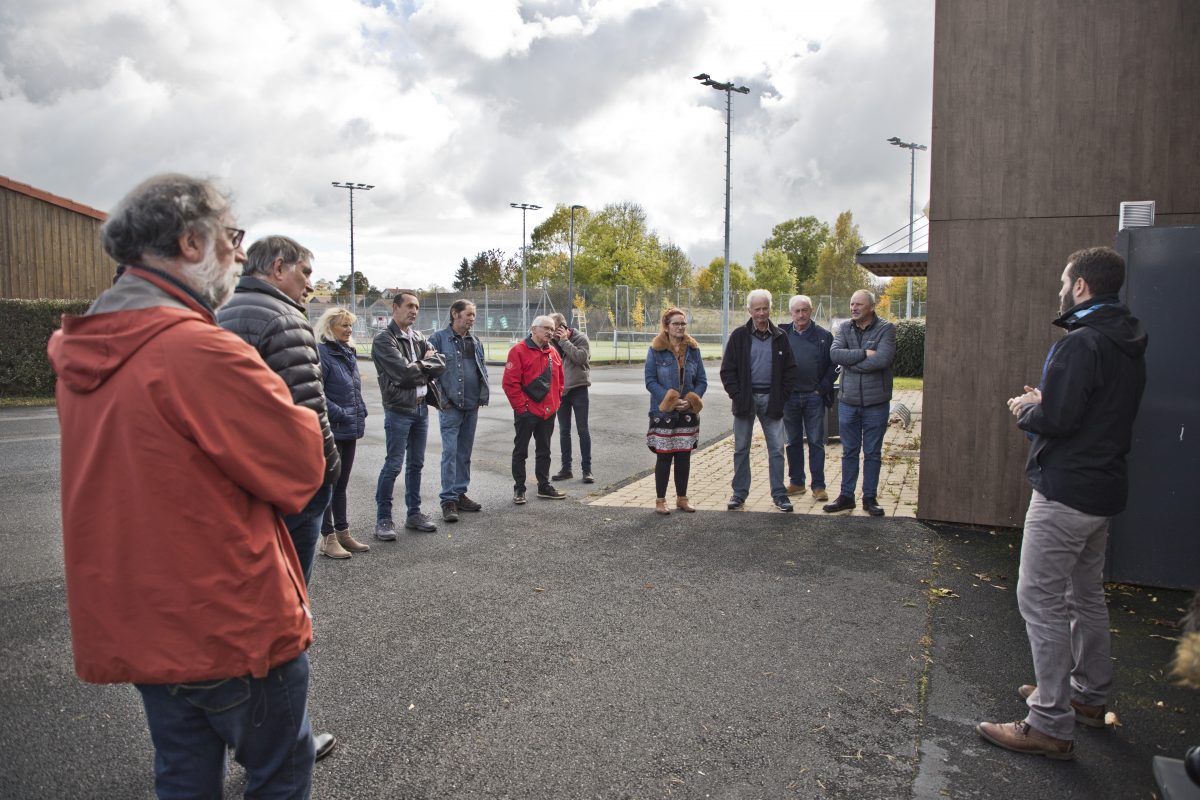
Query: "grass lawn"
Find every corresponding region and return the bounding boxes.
[894,377,923,391]
[0,396,56,408]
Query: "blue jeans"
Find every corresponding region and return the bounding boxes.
[556,387,592,472]
[376,405,428,523]
[783,391,826,489]
[282,483,333,586]
[838,401,889,500]
[438,406,479,504]
[731,393,787,501]
[136,653,313,800]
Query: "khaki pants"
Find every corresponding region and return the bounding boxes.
[1016,490,1112,739]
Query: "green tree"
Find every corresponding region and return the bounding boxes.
[454,249,513,289]
[751,248,797,307]
[878,276,927,319]
[763,216,830,291]
[335,272,381,304]
[659,242,694,289]
[695,257,751,306]
[803,210,872,301]
[571,202,666,289]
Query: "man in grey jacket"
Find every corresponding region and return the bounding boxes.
[549,312,594,484]
[825,289,896,517]
[373,291,446,536]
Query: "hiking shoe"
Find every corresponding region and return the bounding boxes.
[976,720,1074,760]
[404,513,437,532]
[786,483,806,496]
[1017,685,1107,728]
[581,471,595,484]
[374,520,397,541]
[727,496,745,510]
[774,497,794,513]
[551,469,573,481]
[457,494,482,512]
[823,495,855,513]
[441,502,459,523]
[812,487,828,502]
[513,491,527,505]
[537,485,567,499]
[863,496,885,517]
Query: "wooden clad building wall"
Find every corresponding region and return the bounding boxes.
[0,180,114,300]
[920,1,1200,526]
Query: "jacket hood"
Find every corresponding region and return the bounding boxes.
[1055,295,1148,359]
[48,268,213,394]
[651,331,700,351]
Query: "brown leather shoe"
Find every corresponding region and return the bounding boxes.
[655,498,670,515]
[812,488,828,502]
[675,496,696,513]
[335,528,370,553]
[1017,684,1106,728]
[786,483,806,496]
[976,720,1074,760]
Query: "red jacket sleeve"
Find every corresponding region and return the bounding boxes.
[502,344,528,412]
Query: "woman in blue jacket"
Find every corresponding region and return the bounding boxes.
[316,308,370,559]
[644,307,707,515]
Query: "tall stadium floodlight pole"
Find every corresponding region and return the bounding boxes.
[568,204,584,321]
[694,73,750,349]
[886,138,927,318]
[331,182,375,313]
[510,202,542,333]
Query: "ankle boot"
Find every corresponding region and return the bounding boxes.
[320,532,351,559]
[676,496,695,513]
[655,498,670,515]
[335,528,370,553]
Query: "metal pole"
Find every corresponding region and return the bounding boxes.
[569,206,576,314]
[907,146,915,319]
[722,87,732,349]
[510,203,541,335]
[332,182,374,318]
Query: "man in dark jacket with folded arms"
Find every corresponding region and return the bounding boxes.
[977,246,1147,760]
[217,233,341,760]
[373,290,446,536]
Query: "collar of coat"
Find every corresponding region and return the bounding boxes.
[523,335,551,352]
[651,330,700,351]
[743,317,783,338]
[233,275,305,313]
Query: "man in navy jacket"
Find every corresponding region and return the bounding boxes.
[779,294,835,502]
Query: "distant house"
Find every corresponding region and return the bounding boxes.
[1,175,114,299]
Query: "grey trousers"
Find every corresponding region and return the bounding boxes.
[1016,490,1112,739]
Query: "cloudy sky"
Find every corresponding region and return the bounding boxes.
[0,0,933,290]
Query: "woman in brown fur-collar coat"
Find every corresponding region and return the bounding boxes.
[644,307,708,514]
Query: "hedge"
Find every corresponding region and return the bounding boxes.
[893,318,925,378]
[0,299,92,397]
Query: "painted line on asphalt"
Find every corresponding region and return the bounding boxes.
[0,435,61,443]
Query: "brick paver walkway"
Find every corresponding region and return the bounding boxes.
[590,389,922,517]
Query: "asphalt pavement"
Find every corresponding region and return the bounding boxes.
[0,363,1193,799]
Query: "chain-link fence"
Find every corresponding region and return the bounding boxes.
[309,284,926,362]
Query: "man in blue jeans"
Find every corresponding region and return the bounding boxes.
[374,290,446,536]
[549,311,594,484]
[719,289,798,512]
[780,294,835,503]
[428,300,489,522]
[826,290,896,517]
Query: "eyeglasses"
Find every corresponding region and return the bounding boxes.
[224,227,246,248]
[668,321,688,327]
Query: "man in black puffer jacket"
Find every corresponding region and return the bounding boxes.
[217,234,341,761]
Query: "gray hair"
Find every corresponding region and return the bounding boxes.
[851,289,877,306]
[314,307,356,343]
[244,235,313,277]
[531,314,555,330]
[549,312,567,328]
[788,294,813,312]
[745,288,773,310]
[102,173,229,264]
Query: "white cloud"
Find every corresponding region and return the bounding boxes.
[0,0,933,291]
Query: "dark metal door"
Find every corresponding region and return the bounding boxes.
[1109,225,1200,589]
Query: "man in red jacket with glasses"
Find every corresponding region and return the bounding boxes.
[48,174,326,799]
[503,315,566,505]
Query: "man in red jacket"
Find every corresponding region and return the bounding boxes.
[48,174,326,799]
[503,315,566,504]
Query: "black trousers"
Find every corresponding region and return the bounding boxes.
[513,412,555,492]
[655,451,692,498]
[322,438,357,534]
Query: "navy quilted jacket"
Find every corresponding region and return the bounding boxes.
[318,340,367,440]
